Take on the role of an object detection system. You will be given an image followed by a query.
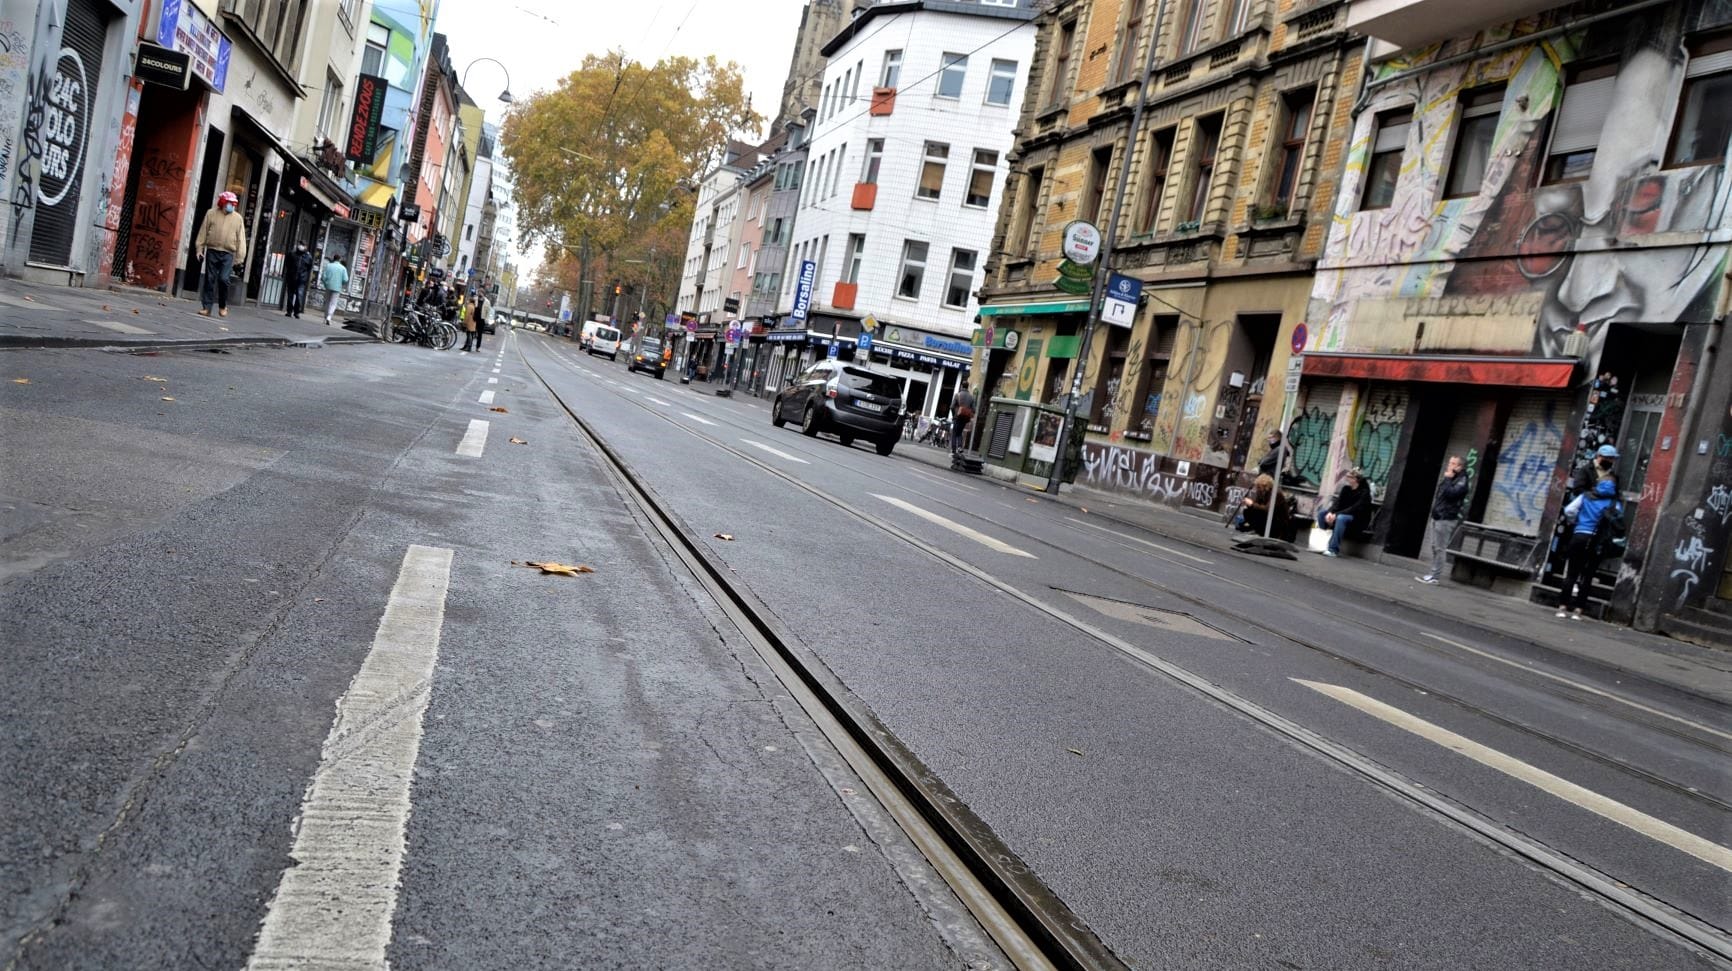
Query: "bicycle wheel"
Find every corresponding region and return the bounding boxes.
[437,323,459,350]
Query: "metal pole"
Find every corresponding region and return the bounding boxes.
[1263,394,1297,539]
[1045,0,1171,493]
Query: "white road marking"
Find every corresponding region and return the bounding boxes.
[491,367,500,373]
[478,390,495,405]
[1420,632,1732,743]
[874,494,1036,558]
[645,396,671,407]
[487,377,498,384]
[1295,679,1732,874]
[89,319,153,334]
[1064,516,1213,565]
[456,419,489,457]
[245,545,455,969]
[741,438,810,464]
[618,386,641,395]
[681,412,716,426]
[908,467,980,492]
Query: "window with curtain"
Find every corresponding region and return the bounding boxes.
[1444,86,1506,198]
[1361,107,1412,210]
[1544,62,1616,183]
[917,142,949,200]
[897,241,929,299]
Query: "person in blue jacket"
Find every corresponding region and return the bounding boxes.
[1557,469,1622,620]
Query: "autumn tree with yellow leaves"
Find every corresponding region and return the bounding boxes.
[501,52,760,326]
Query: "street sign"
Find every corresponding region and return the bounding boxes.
[1061,221,1102,264]
[857,327,873,351]
[980,322,995,351]
[790,260,817,323]
[827,341,840,359]
[1102,272,1142,328]
[1284,372,1301,393]
[1291,322,1309,355]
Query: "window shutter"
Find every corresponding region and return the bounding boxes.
[1549,75,1615,154]
[1687,49,1732,77]
[1373,120,1409,154]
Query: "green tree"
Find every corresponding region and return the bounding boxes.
[501,52,760,324]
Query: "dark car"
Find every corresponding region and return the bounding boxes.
[628,337,669,378]
[771,361,905,455]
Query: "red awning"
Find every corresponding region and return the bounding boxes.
[1300,353,1576,389]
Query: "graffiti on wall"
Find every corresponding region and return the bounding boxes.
[1489,401,1565,531]
[1353,389,1406,486]
[0,21,28,245]
[9,38,45,243]
[1081,442,1229,511]
[1315,21,1732,367]
[1287,404,1334,485]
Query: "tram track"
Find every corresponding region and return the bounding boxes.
[518,336,1732,968]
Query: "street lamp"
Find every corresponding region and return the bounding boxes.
[462,57,515,105]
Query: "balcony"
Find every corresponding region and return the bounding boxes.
[1345,0,1570,49]
[851,182,877,211]
[869,87,896,116]
[831,281,858,310]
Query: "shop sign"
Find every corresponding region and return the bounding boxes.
[1102,273,1141,328]
[1061,221,1101,264]
[790,260,816,323]
[346,74,388,163]
[355,205,387,230]
[135,43,191,90]
[156,0,231,93]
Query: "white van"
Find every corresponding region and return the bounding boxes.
[587,324,622,360]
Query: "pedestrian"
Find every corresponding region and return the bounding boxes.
[950,385,978,453]
[283,243,315,318]
[1314,467,1372,558]
[1256,431,1287,479]
[195,191,247,317]
[463,291,489,352]
[1557,470,1624,620]
[321,254,350,325]
[1416,455,1471,584]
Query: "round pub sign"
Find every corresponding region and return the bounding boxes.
[1061,221,1102,265]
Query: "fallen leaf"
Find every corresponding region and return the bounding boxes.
[1026,498,1038,504]
[525,561,594,576]
[22,294,32,301]
[713,533,734,541]
[313,597,326,603]
[143,376,168,382]
[160,396,175,402]
[10,378,28,384]
[508,436,528,444]
[131,308,141,315]
[218,326,230,332]
[489,406,509,413]
[101,304,111,311]
[1067,748,1085,757]
[1080,507,1088,514]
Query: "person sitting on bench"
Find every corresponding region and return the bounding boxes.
[1315,467,1371,558]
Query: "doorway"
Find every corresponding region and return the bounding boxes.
[1385,387,1458,558]
[182,126,226,297]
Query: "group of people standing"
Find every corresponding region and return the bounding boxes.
[412,279,493,352]
[192,193,351,325]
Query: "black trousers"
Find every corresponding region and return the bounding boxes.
[1561,532,1603,611]
[286,279,308,316]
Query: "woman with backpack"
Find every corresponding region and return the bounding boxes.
[1557,457,1623,620]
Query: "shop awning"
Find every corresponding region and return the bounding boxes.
[1300,352,1577,388]
[978,297,1091,317]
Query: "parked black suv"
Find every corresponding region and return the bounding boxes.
[771,361,905,455]
[628,336,668,378]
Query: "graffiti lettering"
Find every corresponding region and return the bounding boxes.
[1706,484,1732,526]
[1675,534,1713,575]
[1287,405,1333,485]
[1491,407,1564,529]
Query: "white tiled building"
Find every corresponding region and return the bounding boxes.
[777,0,1036,418]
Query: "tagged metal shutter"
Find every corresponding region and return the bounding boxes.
[28,0,109,267]
[1484,392,1568,536]
[1286,380,1343,486]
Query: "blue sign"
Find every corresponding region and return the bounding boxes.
[1106,272,1143,304]
[665,313,679,327]
[827,341,840,359]
[790,260,816,324]
[921,334,970,356]
[857,328,873,351]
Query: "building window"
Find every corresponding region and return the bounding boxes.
[770,217,785,245]
[316,71,344,140]
[1183,115,1220,224]
[841,68,853,108]
[360,23,389,77]
[1010,165,1044,254]
[852,60,863,101]
[880,49,903,88]
[938,52,968,99]
[897,240,929,299]
[1129,315,1177,434]
[1046,20,1076,109]
[1668,34,1732,168]
[737,242,750,269]
[966,149,998,208]
[1444,86,1505,198]
[1544,62,1617,183]
[986,59,1018,106]
[1269,88,1313,212]
[944,249,977,308]
[862,138,884,184]
[831,144,846,197]
[917,141,949,200]
[1175,0,1204,54]
[1224,0,1253,37]
[1361,107,1411,211]
[1085,144,1113,224]
[1116,0,1147,84]
[843,234,866,284]
[1137,128,1174,233]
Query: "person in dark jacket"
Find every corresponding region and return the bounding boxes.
[1314,467,1371,557]
[1558,475,1622,620]
[284,243,316,318]
[1416,455,1471,584]
[1256,431,1287,479]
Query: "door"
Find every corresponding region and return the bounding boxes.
[182,127,225,296]
[1385,388,1457,558]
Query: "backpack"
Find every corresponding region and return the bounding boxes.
[1592,499,1627,557]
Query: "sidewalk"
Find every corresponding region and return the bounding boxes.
[673,376,1732,707]
[0,278,379,350]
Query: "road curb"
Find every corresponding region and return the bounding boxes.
[0,333,379,352]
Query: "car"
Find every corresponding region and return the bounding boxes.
[628,337,670,378]
[771,361,905,455]
[587,324,621,360]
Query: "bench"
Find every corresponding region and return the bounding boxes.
[1447,522,1543,589]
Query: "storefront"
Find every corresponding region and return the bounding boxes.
[860,322,974,420]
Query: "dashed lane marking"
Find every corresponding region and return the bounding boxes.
[645,396,671,407]
[1296,679,1732,874]
[740,439,810,465]
[874,494,1036,558]
[456,419,489,457]
[682,412,717,426]
[478,390,495,405]
[245,545,455,969]
[487,377,498,384]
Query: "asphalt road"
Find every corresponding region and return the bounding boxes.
[2,329,1727,970]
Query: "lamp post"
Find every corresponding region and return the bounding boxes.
[461,58,515,104]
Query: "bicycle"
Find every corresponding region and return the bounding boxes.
[393,308,458,350]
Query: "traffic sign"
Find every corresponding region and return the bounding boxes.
[827,341,840,359]
[857,328,873,351]
[1291,322,1309,355]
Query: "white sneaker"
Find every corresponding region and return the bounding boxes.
[1555,609,1569,618]
[1416,575,1438,584]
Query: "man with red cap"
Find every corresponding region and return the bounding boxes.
[195,191,247,317]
